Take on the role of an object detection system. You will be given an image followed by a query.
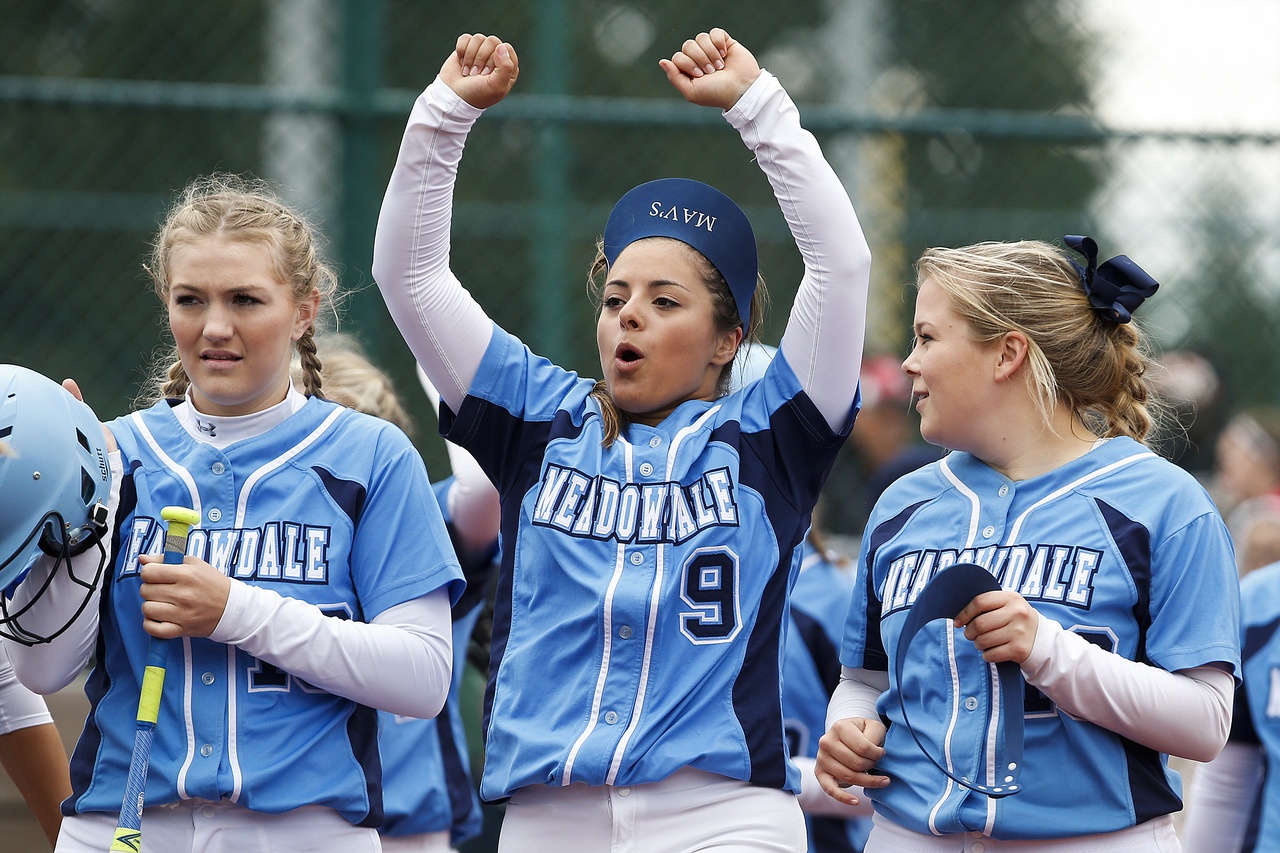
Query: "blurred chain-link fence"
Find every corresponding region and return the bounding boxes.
[4,0,1280,538]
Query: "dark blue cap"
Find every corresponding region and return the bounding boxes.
[602,178,758,327]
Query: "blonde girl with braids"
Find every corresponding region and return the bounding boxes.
[9,174,463,853]
[817,237,1241,852]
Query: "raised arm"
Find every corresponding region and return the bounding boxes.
[373,35,520,413]
[663,29,871,430]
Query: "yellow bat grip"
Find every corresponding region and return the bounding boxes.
[159,506,200,560]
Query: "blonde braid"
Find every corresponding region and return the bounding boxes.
[296,327,324,398]
[160,353,190,400]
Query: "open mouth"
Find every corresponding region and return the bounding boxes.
[616,343,643,364]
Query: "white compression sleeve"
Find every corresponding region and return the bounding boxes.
[826,665,889,731]
[8,450,122,695]
[373,78,496,414]
[727,72,872,431]
[1021,615,1234,762]
[210,584,453,719]
[1179,740,1263,853]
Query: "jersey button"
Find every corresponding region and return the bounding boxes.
[211,462,226,475]
[618,625,632,639]
[971,844,985,853]
[964,696,978,711]
[639,462,654,476]
[618,787,631,797]
[200,744,213,757]
[208,507,223,523]
[604,711,619,724]
[648,436,661,448]
[201,672,215,685]
[201,805,216,818]
[629,552,643,566]
[981,525,994,538]
[997,484,1008,497]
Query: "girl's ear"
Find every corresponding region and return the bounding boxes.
[292,288,321,342]
[712,326,745,367]
[994,330,1029,381]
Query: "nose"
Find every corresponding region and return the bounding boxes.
[202,305,234,342]
[901,349,918,376]
[617,297,641,329]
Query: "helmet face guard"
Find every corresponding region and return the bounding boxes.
[0,525,108,646]
[0,365,113,644]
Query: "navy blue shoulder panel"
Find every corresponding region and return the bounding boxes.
[312,466,367,528]
[1094,499,1177,822]
[725,394,851,788]
[1095,498,1153,663]
[860,501,931,670]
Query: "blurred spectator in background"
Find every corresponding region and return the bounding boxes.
[1214,406,1280,577]
[1148,349,1224,480]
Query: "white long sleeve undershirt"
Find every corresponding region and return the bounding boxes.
[210,582,452,718]
[373,71,871,430]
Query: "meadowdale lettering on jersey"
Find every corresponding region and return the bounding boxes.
[532,463,739,544]
[882,543,1104,615]
[118,515,332,583]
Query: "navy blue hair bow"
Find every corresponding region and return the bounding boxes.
[1063,235,1159,324]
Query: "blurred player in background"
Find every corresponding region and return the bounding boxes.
[1181,552,1279,852]
[306,332,496,853]
[7,174,462,852]
[818,238,1240,851]
[374,27,870,852]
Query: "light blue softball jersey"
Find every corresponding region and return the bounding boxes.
[841,437,1241,839]
[440,326,857,802]
[66,397,463,826]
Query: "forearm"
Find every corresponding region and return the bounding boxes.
[211,584,453,718]
[726,72,871,429]
[826,665,888,730]
[373,77,495,412]
[1021,616,1234,761]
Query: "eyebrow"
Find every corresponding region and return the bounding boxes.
[604,278,691,291]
